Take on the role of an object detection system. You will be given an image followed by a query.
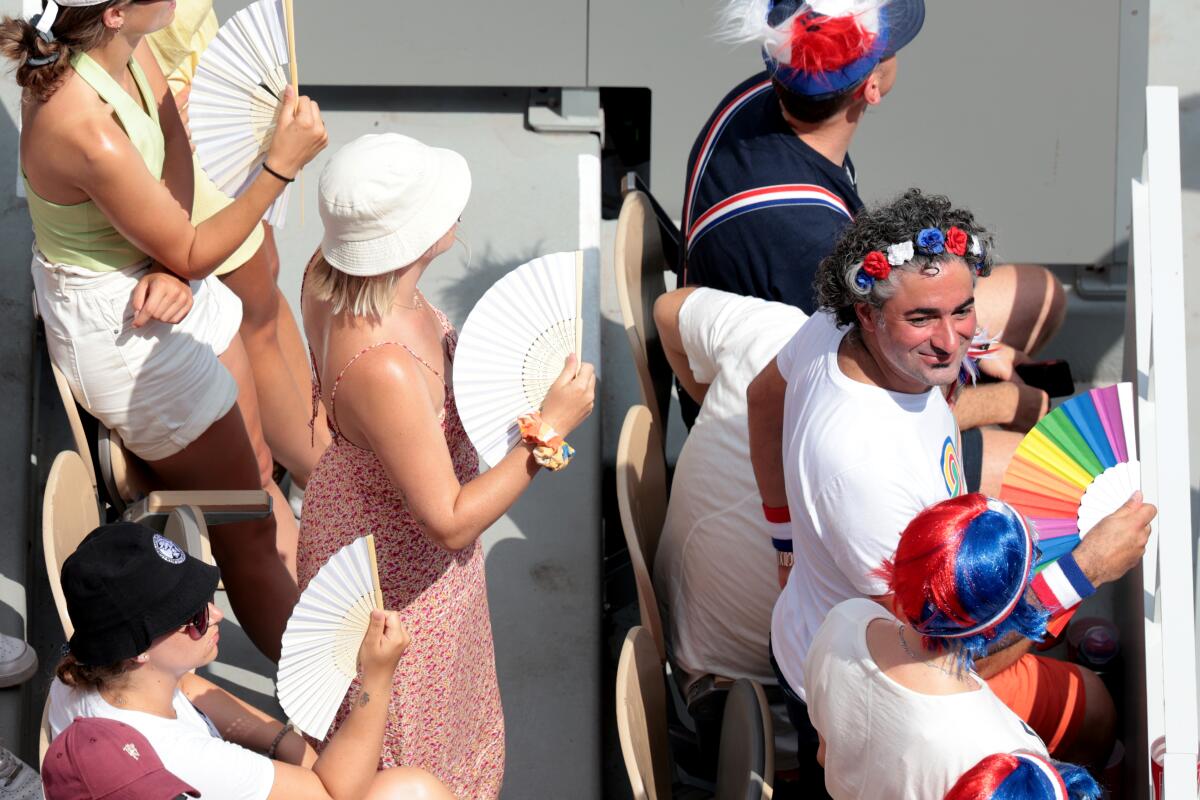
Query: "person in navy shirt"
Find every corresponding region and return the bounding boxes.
[679,0,1064,494]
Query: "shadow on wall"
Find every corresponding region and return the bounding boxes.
[1180,93,1199,192]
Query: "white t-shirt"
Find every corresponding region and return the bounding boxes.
[654,289,806,686]
[770,312,962,700]
[48,678,275,800]
[806,599,1048,800]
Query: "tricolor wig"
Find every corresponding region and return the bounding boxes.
[945,752,1102,800]
[877,493,1048,664]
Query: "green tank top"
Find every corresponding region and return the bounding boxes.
[25,52,165,272]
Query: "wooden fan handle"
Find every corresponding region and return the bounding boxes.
[366,535,384,610]
[283,0,299,91]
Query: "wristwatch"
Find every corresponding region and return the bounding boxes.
[777,551,795,568]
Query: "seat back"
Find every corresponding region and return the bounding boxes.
[163,504,215,568]
[42,450,101,638]
[616,405,669,662]
[615,190,674,434]
[39,692,53,764]
[98,424,154,512]
[616,626,672,800]
[714,679,775,800]
[47,359,98,494]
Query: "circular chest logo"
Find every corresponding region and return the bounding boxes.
[152,534,186,565]
[941,436,963,497]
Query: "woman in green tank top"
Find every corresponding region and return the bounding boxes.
[0,0,326,662]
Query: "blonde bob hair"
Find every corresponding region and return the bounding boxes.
[306,255,406,319]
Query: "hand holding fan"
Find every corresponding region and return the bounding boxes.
[999,383,1140,571]
[189,0,299,227]
[277,535,384,740]
[453,251,585,467]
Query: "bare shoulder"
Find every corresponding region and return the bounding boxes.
[24,79,138,178]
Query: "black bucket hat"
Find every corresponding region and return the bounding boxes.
[62,522,220,666]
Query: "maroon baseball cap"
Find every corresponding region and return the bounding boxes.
[41,718,200,799]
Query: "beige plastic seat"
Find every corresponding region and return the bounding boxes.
[616,405,668,663]
[615,190,674,436]
[39,692,52,764]
[43,337,271,527]
[616,625,673,800]
[98,424,271,528]
[42,450,101,638]
[714,679,775,800]
[47,359,99,495]
[43,452,220,637]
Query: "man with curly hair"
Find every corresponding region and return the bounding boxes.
[746,189,1153,780]
[681,0,1064,441]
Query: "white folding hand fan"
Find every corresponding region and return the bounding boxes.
[276,534,383,740]
[188,0,299,227]
[453,251,585,468]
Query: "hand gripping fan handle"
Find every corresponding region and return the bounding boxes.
[574,250,584,375]
[366,535,384,610]
[283,0,299,91]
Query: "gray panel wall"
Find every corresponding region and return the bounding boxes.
[213,0,588,86]
[249,0,1139,266]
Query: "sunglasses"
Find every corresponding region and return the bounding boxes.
[181,599,213,640]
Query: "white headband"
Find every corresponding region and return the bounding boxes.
[1014,753,1068,800]
[34,0,109,35]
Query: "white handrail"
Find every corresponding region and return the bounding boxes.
[1144,85,1198,799]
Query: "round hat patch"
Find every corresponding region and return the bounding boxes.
[152,534,186,565]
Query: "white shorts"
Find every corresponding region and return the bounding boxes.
[32,248,243,461]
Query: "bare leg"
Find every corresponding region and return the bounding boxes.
[215,335,300,577]
[974,264,1067,356]
[221,226,329,487]
[1055,667,1117,771]
[365,768,457,800]
[954,382,1049,432]
[144,339,298,662]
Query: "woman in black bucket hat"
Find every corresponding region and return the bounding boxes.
[47,521,455,800]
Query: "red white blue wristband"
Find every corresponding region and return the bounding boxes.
[1030,554,1095,616]
[763,504,792,552]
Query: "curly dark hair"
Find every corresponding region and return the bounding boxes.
[815,189,996,327]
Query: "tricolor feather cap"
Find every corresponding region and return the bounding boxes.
[716,0,887,71]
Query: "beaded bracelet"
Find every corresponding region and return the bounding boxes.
[266,722,294,760]
[518,413,575,471]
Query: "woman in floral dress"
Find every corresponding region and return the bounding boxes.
[297,133,595,799]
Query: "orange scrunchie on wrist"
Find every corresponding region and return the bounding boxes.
[518,413,575,471]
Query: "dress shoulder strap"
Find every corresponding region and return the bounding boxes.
[326,342,445,437]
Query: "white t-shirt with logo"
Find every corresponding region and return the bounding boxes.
[770,312,962,700]
[654,289,806,686]
[48,677,275,800]
[806,599,1048,800]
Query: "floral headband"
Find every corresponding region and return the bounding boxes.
[853,226,987,291]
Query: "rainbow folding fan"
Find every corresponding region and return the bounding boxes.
[999,383,1139,571]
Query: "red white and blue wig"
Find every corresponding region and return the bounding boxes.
[716,0,925,99]
[945,752,1102,800]
[878,493,1049,664]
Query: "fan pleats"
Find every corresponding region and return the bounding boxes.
[189,0,293,227]
[999,383,1140,573]
[454,252,584,467]
[277,536,380,740]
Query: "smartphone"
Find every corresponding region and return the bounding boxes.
[1014,360,1075,398]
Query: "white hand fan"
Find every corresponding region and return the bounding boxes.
[453,251,585,468]
[276,534,383,740]
[189,0,299,228]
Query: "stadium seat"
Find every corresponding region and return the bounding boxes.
[714,679,774,800]
[616,626,673,800]
[616,405,668,663]
[615,189,674,438]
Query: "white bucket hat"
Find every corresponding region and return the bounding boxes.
[318,133,472,277]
